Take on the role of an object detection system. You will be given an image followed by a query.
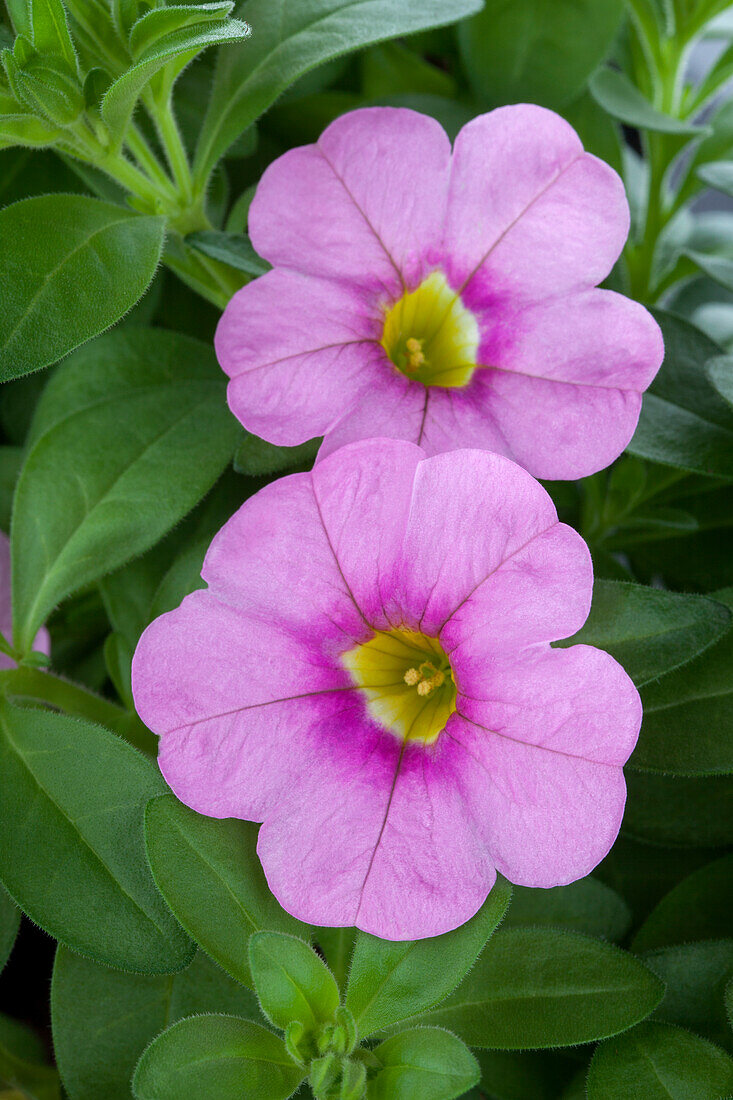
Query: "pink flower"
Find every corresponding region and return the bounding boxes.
[0,532,49,670]
[132,441,640,941]
[215,105,663,481]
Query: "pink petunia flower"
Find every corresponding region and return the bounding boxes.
[0,531,50,670]
[215,105,663,481]
[132,441,640,941]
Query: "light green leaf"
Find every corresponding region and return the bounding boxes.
[632,854,733,953]
[249,931,339,1032]
[129,2,233,57]
[503,877,631,942]
[102,19,251,141]
[368,1028,480,1100]
[11,327,239,654]
[315,928,356,993]
[587,1022,733,1099]
[405,928,664,1049]
[194,0,483,185]
[0,195,164,382]
[52,947,261,1100]
[590,68,704,134]
[556,579,730,686]
[346,879,511,1038]
[0,700,193,973]
[132,1014,305,1100]
[29,0,76,69]
[0,110,64,148]
[145,793,306,989]
[458,0,624,111]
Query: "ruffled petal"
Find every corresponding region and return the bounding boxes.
[445,105,628,305]
[216,268,384,445]
[249,107,451,294]
[316,375,429,460]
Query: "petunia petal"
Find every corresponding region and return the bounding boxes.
[257,724,496,939]
[216,268,384,445]
[316,374,429,461]
[249,107,451,294]
[445,105,628,305]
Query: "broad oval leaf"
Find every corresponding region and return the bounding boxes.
[556,579,731,687]
[590,69,704,135]
[628,311,733,477]
[194,0,484,184]
[132,1014,305,1100]
[52,947,260,1100]
[0,700,193,973]
[645,940,733,1052]
[406,928,664,1049]
[503,878,631,943]
[11,327,239,653]
[0,884,20,974]
[346,879,511,1038]
[636,588,733,775]
[587,1022,733,1099]
[144,793,305,989]
[458,0,624,111]
[368,1028,480,1100]
[632,854,733,953]
[0,195,164,381]
[249,931,339,1032]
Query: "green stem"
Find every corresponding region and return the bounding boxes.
[124,124,178,201]
[149,91,194,204]
[0,666,155,752]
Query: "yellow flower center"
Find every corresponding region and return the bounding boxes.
[381,271,480,388]
[342,629,457,745]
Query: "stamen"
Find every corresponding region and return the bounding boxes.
[416,670,445,696]
[405,337,426,372]
[404,667,421,686]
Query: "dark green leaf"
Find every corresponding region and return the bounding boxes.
[459,0,623,111]
[587,1022,733,1099]
[623,772,733,847]
[503,877,631,942]
[368,1028,480,1100]
[0,446,22,531]
[234,432,320,477]
[0,700,193,973]
[0,885,20,974]
[403,928,664,1050]
[0,1014,60,1100]
[145,793,305,989]
[249,931,339,1032]
[632,854,733,953]
[590,69,704,134]
[635,588,733,774]
[346,879,511,1038]
[0,195,164,381]
[52,947,261,1100]
[476,1049,571,1100]
[646,941,733,1052]
[11,327,239,653]
[628,311,733,478]
[556,579,730,686]
[187,229,269,275]
[315,927,356,993]
[194,0,483,184]
[362,41,456,100]
[132,1014,305,1100]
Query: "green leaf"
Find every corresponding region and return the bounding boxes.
[187,229,269,276]
[590,68,704,134]
[234,432,320,477]
[315,928,356,993]
[632,854,733,953]
[362,41,456,100]
[101,19,251,141]
[52,947,261,1100]
[698,160,733,197]
[368,1028,480,1100]
[29,0,76,69]
[346,879,511,1038]
[0,700,193,973]
[646,941,733,1052]
[132,1014,305,1100]
[11,327,239,654]
[556,579,731,686]
[0,1014,61,1100]
[623,771,733,847]
[0,110,64,149]
[458,0,623,111]
[628,310,733,477]
[129,2,233,57]
[503,877,631,942]
[0,885,20,974]
[249,932,339,1032]
[476,1049,570,1100]
[145,793,306,989]
[194,0,483,185]
[587,1022,733,1099]
[635,588,733,775]
[0,195,164,382]
[406,928,664,1050]
[0,447,22,532]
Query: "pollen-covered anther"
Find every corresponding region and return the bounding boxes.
[405,337,426,372]
[404,662,445,696]
[417,669,445,696]
[403,667,422,686]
